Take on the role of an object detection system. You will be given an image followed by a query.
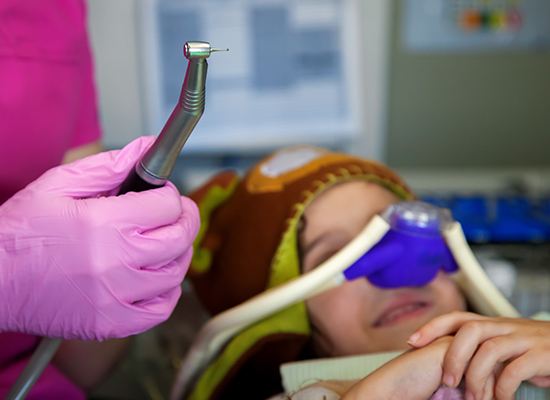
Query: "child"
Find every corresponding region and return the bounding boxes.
[183,145,549,399]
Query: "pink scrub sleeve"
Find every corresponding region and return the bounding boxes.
[0,0,102,203]
[0,0,101,397]
[0,357,84,400]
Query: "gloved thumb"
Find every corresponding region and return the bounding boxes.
[29,136,156,198]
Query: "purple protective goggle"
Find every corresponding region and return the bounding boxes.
[344,201,459,288]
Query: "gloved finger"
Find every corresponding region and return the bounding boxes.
[110,248,192,304]
[120,197,199,268]
[33,136,156,197]
[112,286,183,338]
[131,286,182,331]
[133,285,182,314]
[85,181,184,229]
[343,241,402,280]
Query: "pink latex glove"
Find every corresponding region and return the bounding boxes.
[0,136,199,340]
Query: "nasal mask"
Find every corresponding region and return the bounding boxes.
[345,201,458,288]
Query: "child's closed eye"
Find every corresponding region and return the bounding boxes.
[305,238,350,272]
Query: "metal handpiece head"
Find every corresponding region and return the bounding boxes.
[135,41,228,187]
[183,41,229,60]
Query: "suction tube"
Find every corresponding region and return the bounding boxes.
[6,339,61,400]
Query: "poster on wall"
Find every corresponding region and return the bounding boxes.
[403,0,550,52]
[139,0,363,153]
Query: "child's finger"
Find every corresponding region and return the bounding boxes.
[464,334,529,399]
[494,351,550,400]
[408,311,486,347]
[441,320,513,388]
[485,364,505,400]
[480,370,496,400]
[529,376,550,388]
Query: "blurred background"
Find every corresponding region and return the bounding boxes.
[87,0,550,324]
[84,1,550,397]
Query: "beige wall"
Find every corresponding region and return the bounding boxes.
[386,0,550,168]
[87,0,145,148]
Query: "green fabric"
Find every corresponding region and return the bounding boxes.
[268,174,413,289]
[192,177,239,273]
[188,302,310,400]
[268,202,306,288]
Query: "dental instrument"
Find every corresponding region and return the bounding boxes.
[171,201,519,400]
[7,41,226,400]
[119,41,228,194]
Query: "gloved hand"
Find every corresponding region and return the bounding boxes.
[0,136,200,340]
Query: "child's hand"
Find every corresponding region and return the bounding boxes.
[343,336,455,400]
[407,311,550,400]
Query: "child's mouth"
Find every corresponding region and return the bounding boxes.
[373,301,431,328]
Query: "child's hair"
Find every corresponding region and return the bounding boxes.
[185,146,413,399]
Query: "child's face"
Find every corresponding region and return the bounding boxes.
[299,181,466,356]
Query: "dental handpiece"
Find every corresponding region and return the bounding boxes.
[119,41,228,194]
[6,41,227,400]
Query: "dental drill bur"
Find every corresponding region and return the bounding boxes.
[6,41,227,400]
[119,41,228,194]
